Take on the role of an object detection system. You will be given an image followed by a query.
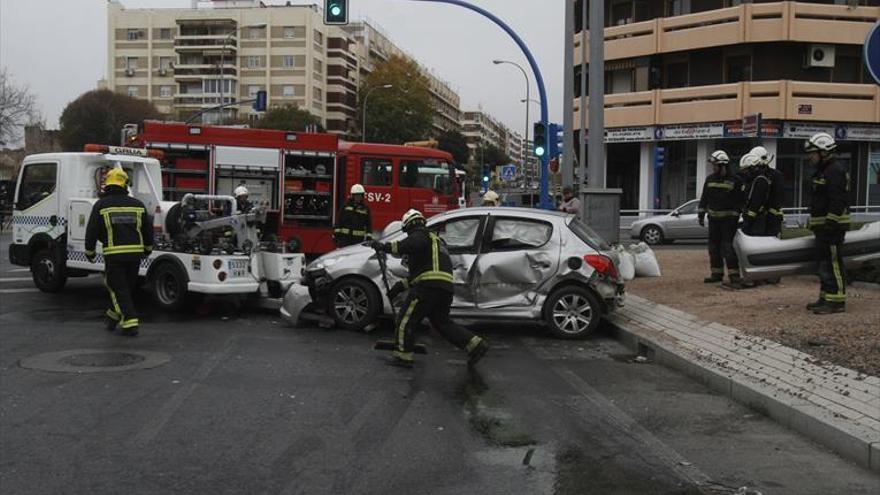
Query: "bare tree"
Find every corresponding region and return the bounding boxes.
[0,68,40,147]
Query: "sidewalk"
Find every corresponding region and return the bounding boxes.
[607,294,880,473]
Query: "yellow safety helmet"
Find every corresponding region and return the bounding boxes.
[105,168,129,188]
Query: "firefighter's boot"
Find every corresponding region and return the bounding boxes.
[805,299,824,311]
[812,303,845,315]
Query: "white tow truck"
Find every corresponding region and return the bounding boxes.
[8,145,304,310]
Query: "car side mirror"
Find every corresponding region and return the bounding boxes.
[671,211,680,217]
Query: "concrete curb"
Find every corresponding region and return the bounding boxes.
[606,295,880,473]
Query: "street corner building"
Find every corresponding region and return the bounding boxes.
[570,0,880,214]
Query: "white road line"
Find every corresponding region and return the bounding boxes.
[0,278,32,283]
[0,288,40,294]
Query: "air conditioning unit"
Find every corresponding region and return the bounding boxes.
[125,68,135,77]
[806,44,835,68]
[159,68,168,76]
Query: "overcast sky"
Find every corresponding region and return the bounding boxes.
[0,0,564,138]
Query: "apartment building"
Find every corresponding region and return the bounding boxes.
[107,1,461,138]
[572,0,880,211]
[108,0,332,124]
[461,110,508,161]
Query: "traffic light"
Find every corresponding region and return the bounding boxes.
[481,164,491,184]
[548,123,561,158]
[252,90,267,112]
[533,121,547,157]
[324,0,348,25]
[654,146,666,169]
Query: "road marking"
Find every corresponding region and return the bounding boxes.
[0,277,32,283]
[9,268,29,273]
[0,288,40,294]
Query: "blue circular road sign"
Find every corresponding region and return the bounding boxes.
[866,21,880,85]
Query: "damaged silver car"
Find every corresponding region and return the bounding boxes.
[282,207,626,339]
[733,221,880,280]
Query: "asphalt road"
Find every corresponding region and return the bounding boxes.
[1,233,877,495]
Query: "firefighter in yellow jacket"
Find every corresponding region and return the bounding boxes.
[85,168,153,336]
[334,184,372,248]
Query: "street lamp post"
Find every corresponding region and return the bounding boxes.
[492,59,530,188]
[219,23,266,124]
[362,84,393,142]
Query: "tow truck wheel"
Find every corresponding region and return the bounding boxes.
[31,249,67,293]
[543,285,601,339]
[150,262,189,311]
[328,278,380,331]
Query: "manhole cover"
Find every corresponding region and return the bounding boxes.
[20,349,170,374]
[61,352,146,368]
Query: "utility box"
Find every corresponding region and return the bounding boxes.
[580,188,622,245]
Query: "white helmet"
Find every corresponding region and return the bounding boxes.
[749,146,772,166]
[482,190,499,204]
[401,208,425,229]
[234,185,249,198]
[708,150,729,165]
[804,132,837,153]
[739,153,759,170]
[350,183,365,195]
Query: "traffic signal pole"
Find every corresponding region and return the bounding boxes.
[403,0,553,209]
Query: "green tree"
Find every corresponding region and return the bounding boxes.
[476,143,510,168]
[436,129,470,165]
[358,55,432,144]
[254,104,323,132]
[59,89,162,151]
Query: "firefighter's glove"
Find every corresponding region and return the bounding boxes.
[85,251,97,263]
[370,240,385,252]
[698,214,705,227]
[388,281,406,299]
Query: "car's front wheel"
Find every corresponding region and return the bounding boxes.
[640,225,665,245]
[31,248,67,293]
[543,285,601,339]
[328,277,381,330]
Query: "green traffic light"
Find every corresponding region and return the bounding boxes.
[534,146,546,157]
[330,4,342,16]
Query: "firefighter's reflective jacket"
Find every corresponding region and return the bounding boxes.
[383,226,454,293]
[334,199,372,247]
[810,160,850,231]
[85,186,153,261]
[698,172,742,219]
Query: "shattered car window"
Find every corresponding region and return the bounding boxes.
[567,218,609,251]
[490,219,552,250]
[434,218,481,250]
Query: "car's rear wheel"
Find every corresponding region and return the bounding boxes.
[328,277,381,330]
[640,225,664,245]
[150,262,190,311]
[543,285,601,339]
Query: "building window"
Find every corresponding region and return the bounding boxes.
[127,29,143,41]
[314,59,324,73]
[246,56,261,68]
[313,87,323,102]
[126,57,138,70]
[282,55,295,68]
[159,57,173,70]
[725,55,751,83]
[248,27,261,39]
[283,85,295,97]
[283,26,296,39]
[158,28,172,40]
[128,86,140,97]
[314,30,324,46]
[160,86,173,98]
[248,85,260,98]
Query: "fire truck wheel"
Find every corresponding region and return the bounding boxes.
[328,277,381,331]
[150,262,189,311]
[31,249,67,293]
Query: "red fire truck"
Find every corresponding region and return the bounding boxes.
[132,121,459,255]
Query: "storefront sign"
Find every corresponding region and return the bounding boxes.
[842,125,880,142]
[658,123,725,140]
[603,126,655,143]
[742,113,762,137]
[783,122,835,139]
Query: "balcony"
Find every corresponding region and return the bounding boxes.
[175,35,238,53]
[575,2,880,63]
[174,92,237,108]
[173,63,238,80]
[574,81,880,128]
